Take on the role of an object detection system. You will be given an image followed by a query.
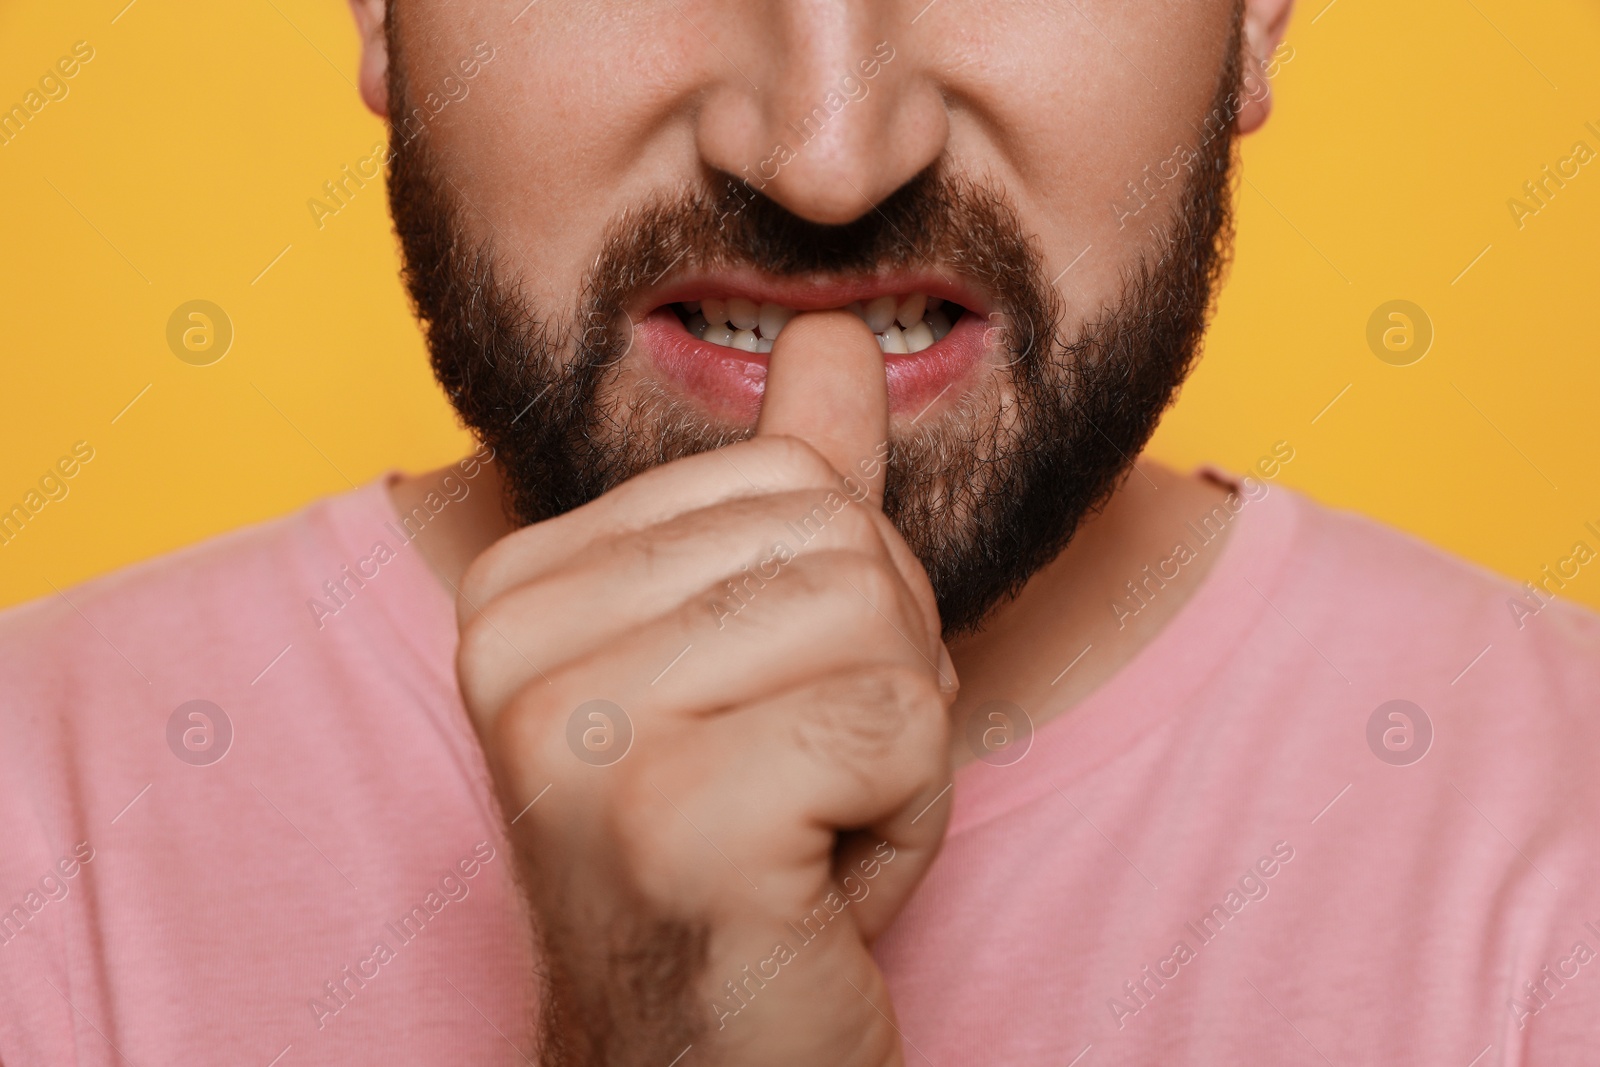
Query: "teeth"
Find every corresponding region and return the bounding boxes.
[863,295,898,333]
[683,293,957,356]
[903,320,935,353]
[895,293,926,329]
[758,302,793,338]
[727,297,759,331]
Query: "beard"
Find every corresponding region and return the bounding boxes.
[384,26,1238,637]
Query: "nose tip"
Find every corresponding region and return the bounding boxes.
[696,30,947,226]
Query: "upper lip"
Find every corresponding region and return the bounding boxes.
[630,268,995,323]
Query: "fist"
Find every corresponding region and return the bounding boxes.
[456,312,956,1066]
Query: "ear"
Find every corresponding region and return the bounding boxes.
[348,0,389,118]
[1234,0,1294,135]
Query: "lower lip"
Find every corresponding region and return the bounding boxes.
[633,307,991,421]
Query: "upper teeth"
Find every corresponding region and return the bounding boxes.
[682,294,954,355]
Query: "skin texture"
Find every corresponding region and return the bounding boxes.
[357,0,1295,1062]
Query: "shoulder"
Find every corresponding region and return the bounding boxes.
[1263,485,1600,697]
[1239,485,1600,881]
[0,479,401,695]
[0,473,458,868]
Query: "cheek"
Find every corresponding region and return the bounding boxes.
[411,9,707,318]
[943,1,1237,312]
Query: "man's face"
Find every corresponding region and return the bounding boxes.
[374,1,1260,633]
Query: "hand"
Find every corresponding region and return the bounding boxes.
[456,311,955,1066]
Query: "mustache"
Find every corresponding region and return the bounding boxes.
[386,87,1235,640]
[573,165,1057,366]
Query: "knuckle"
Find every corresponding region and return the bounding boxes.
[459,521,565,612]
[773,552,863,616]
[775,551,922,648]
[658,503,745,558]
[830,551,906,619]
[815,493,879,548]
[809,671,905,745]
[491,676,633,791]
[601,524,669,580]
[753,435,840,488]
[826,548,883,594]
[455,614,507,708]
[886,662,946,718]
[867,507,919,561]
[455,553,498,619]
[483,687,560,781]
[876,665,947,752]
[797,668,945,789]
[458,532,527,609]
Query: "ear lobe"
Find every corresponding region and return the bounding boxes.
[348,0,390,118]
[1234,0,1295,136]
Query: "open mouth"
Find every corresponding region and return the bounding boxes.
[629,276,994,418]
[669,292,966,355]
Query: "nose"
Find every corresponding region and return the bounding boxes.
[694,3,949,226]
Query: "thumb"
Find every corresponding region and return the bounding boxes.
[755,310,889,506]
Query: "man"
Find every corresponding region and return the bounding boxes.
[3,0,1597,1063]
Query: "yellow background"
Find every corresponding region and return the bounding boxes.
[1,0,1597,611]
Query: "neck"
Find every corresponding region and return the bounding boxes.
[391,454,1236,755]
[943,460,1234,766]
[389,458,518,601]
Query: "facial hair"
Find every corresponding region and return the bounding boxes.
[384,21,1239,637]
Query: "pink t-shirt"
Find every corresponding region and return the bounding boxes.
[2,471,1598,1065]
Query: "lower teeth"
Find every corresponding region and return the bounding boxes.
[679,301,958,355]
